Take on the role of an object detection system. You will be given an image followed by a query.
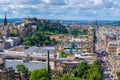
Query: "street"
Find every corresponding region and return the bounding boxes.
[96,29,116,80]
[102,59,114,80]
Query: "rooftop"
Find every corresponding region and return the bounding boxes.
[24,46,56,54]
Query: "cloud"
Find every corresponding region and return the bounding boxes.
[42,0,66,5]
[43,0,50,4]
[0,0,10,4]
[0,0,119,20]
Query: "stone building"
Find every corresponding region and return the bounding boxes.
[108,54,120,79]
[0,39,4,50]
[66,27,94,53]
[0,57,15,80]
[0,58,5,69]
[0,67,15,80]
[50,34,65,41]
[87,27,94,53]
[107,40,120,55]
[54,59,80,74]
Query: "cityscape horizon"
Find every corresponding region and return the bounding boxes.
[0,0,120,80]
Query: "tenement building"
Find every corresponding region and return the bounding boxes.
[107,40,120,55]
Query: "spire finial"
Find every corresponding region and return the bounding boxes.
[4,13,7,26]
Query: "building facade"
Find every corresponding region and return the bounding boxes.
[0,67,15,80]
[0,57,15,80]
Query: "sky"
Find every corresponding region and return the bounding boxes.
[0,0,120,20]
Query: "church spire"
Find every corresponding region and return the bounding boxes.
[4,13,7,26]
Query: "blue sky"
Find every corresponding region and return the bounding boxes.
[0,0,120,20]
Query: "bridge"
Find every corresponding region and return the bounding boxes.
[0,52,55,62]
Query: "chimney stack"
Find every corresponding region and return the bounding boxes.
[46,50,50,73]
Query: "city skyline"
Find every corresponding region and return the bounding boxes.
[0,0,120,20]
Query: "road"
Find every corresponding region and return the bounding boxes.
[102,60,114,80]
[100,55,115,80]
[95,29,103,52]
[96,28,118,80]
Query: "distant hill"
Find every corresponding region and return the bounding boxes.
[57,20,120,26]
[0,18,22,24]
[0,18,119,26]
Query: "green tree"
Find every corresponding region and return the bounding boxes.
[92,29,97,42]
[23,38,31,46]
[81,30,88,35]
[10,32,19,37]
[116,72,120,80]
[59,52,70,58]
[16,64,29,80]
[29,69,50,80]
[24,23,29,28]
[44,39,50,45]
[69,28,79,37]
[89,71,102,80]
[22,20,68,46]
[60,74,82,80]
[88,61,102,80]
[75,62,89,79]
